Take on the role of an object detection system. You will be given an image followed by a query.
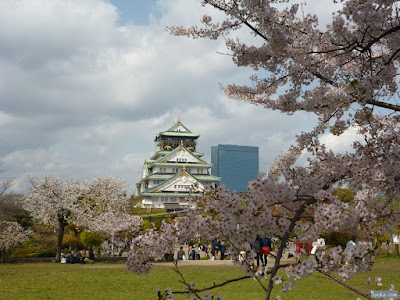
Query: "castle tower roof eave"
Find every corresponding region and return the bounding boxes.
[154,119,200,141]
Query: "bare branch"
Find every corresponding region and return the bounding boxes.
[0,178,14,197]
[316,269,372,300]
[168,263,295,296]
[366,99,400,111]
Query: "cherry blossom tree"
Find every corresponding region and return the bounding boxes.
[91,211,142,256]
[23,176,79,261]
[76,177,142,255]
[0,162,14,199]
[23,175,142,262]
[0,178,13,198]
[0,220,32,263]
[127,1,400,299]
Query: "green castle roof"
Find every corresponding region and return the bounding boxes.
[152,144,207,164]
[155,118,200,140]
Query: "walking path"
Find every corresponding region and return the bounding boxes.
[82,257,296,268]
[154,257,296,267]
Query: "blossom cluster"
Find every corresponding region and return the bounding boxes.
[150,0,400,298]
[0,220,32,251]
[23,175,143,242]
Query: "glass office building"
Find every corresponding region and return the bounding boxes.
[211,144,259,193]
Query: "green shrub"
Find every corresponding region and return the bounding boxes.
[322,232,350,247]
[80,231,104,248]
[12,247,35,258]
[62,234,84,250]
[36,249,57,257]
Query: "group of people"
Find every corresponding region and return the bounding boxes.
[170,235,361,265]
[211,239,227,260]
[251,235,272,267]
[174,245,201,261]
[61,248,95,264]
[172,240,229,261]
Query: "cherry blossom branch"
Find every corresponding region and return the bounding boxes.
[266,199,314,299]
[203,0,270,42]
[316,269,372,300]
[167,263,295,297]
[171,261,203,299]
[0,178,14,197]
[309,24,400,56]
[366,99,400,111]
[384,47,400,65]
[167,275,250,297]
[226,240,269,292]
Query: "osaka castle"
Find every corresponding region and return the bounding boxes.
[135,118,220,208]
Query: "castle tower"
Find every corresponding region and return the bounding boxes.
[135,118,220,208]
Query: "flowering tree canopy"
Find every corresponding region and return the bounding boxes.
[0,220,31,250]
[23,175,142,261]
[127,1,400,299]
[0,178,13,198]
[76,176,142,253]
[0,220,32,262]
[77,176,142,233]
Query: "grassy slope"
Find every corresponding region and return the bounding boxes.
[0,257,399,299]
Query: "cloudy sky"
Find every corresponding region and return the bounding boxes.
[0,0,352,195]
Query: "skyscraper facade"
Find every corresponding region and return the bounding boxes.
[211,144,259,193]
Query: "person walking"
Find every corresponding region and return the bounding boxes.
[177,246,185,260]
[251,235,262,267]
[220,241,227,260]
[311,237,325,263]
[188,247,196,260]
[212,239,221,260]
[260,237,272,267]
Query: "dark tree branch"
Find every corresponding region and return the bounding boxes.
[204,0,270,42]
[316,269,372,300]
[366,99,400,111]
[0,178,14,197]
[361,24,400,53]
[384,47,400,65]
[266,198,315,299]
[168,263,295,297]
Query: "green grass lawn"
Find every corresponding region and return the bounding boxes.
[0,257,399,299]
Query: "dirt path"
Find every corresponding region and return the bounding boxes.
[81,258,296,268]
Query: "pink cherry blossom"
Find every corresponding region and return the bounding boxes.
[129,1,400,299]
[0,221,32,251]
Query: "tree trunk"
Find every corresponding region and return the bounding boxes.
[56,219,66,262]
[390,232,394,254]
[1,249,6,263]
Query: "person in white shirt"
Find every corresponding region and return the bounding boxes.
[347,235,359,247]
[311,237,325,262]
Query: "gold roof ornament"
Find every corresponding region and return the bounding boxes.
[182,164,186,171]
[181,140,184,146]
[178,116,180,122]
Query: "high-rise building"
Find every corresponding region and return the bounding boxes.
[211,144,259,193]
[135,118,220,208]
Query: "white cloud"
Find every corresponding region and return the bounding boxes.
[320,127,362,153]
[0,0,330,195]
